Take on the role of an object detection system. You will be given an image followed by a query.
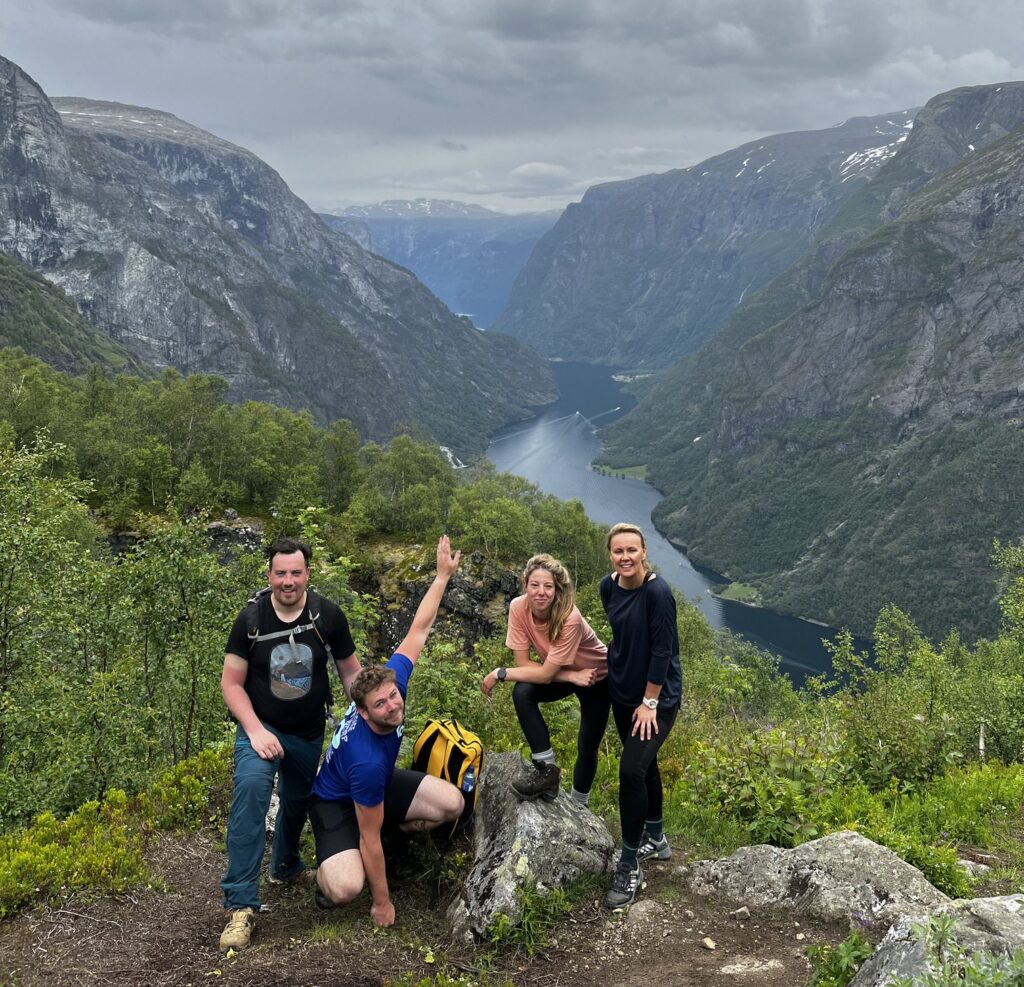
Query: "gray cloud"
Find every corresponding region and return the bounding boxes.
[2,0,1023,212]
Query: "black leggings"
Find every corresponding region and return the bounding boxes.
[512,678,611,793]
[611,700,678,847]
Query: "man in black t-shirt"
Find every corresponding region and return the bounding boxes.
[218,536,360,953]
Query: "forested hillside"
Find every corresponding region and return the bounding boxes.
[0,251,147,375]
[6,346,1024,987]
[599,82,1024,641]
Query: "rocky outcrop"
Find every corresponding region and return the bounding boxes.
[851,895,1024,986]
[447,752,616,943]
[0,56,554,455]
[494,110,916,368]
[687,831,1024,984]
[374,549,521,657]
[321,202,558,328]
[688,831,950,928]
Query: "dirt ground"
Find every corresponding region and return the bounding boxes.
[0,830,853,987]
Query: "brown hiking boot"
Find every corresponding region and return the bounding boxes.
[219,907,256,952]
[510,759,561,801]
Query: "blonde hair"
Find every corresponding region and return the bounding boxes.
[522,554,575,644]
[606,522,653,574]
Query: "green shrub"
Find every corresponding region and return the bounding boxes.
[0,790,147,917]
[487,877,599,957]
[806,931,874,987]
[138,745,233,831]
[684,726,850,847]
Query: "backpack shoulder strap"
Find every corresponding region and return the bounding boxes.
[245,587,272,644]
[305,589,335,660]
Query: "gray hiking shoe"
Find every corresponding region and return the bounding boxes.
[605,862,645,910]
[510,759,561,801]
[637,833,672,862]
[219,906,256,951]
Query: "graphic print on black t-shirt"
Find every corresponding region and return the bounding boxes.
[270,634,314,699]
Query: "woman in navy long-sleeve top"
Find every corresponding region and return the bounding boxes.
[599,522,681,910]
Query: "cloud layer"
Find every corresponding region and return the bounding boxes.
[3,0,1022,211]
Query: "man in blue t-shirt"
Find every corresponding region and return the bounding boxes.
[310,535,464,928]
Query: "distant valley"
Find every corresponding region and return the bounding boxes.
[320,200,558,328]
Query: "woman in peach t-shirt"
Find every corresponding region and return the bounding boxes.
[481,554,609,804]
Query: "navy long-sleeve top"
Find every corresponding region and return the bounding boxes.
[599,571,682,709]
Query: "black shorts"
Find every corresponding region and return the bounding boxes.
[309,768,426,863]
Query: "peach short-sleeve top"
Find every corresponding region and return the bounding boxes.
[505,595,608,677]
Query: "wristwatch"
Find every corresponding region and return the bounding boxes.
[641,697,658,710]
[496,667,508,682]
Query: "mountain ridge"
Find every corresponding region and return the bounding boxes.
[599,81,1024,639]
[493,110,917,367]
[0,56,554,454]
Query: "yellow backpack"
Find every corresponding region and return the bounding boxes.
[411,718,483,833]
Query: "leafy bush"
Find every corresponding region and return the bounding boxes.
[138,746,232,831]
[806,931,874,987]
[0,790,147,917]
[684,726,850,847]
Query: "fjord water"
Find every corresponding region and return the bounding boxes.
[487,362,853,682]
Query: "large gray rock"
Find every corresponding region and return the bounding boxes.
[687,831,949,928]
[447,752,616,943]
[850,895,1024,986]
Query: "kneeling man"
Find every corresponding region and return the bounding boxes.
[309,535,465,927]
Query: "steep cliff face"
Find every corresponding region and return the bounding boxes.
[494,111,916,368]
[0,249,146,374]
[0,57,554,453]
[321,203,557,328]
[600,82,1024,639]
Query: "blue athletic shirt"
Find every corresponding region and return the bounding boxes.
[311,653,413,807]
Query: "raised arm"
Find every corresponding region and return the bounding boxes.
[395,535,461,664]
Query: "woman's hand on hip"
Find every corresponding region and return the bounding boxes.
[631,703,659,740]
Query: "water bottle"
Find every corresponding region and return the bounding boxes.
[461,765,476,794]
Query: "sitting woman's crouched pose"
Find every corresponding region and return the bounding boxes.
[482,554,610,804]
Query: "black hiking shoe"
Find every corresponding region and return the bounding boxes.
[605,862,645,910]
[510,759,561,801]
[637,833,672,862]
[315,890,339,911]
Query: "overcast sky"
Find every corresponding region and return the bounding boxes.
[4,1,1022,214]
